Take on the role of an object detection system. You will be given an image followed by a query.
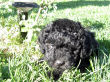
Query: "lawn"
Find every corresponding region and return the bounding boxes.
[0,0,110,82]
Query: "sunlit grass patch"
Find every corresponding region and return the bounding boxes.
[0,0,110,81]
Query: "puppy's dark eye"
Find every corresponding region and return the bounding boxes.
[45,38,55,44]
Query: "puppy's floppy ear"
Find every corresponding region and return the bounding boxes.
[89,32,99,55]
[38,30,46,54]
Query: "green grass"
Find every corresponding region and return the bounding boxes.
[0,0,110,81]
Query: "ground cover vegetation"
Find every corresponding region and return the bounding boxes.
[0,0,110,82]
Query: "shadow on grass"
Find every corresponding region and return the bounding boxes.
[98,39,110,53]
[83,19,104,29]
[0,6,17,18]
[85,39,110,80]
[97,39,110,67]
[55,1,110,10]
[1,65,10,80]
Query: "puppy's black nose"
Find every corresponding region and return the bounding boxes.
[54,60,65,67]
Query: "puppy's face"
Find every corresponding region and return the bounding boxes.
[44,43,73,77]
[43,35,78,76]
[45,44,73,69]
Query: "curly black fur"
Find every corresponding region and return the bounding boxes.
[38,19,98,80]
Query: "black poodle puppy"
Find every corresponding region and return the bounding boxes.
[38,19,98,80]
